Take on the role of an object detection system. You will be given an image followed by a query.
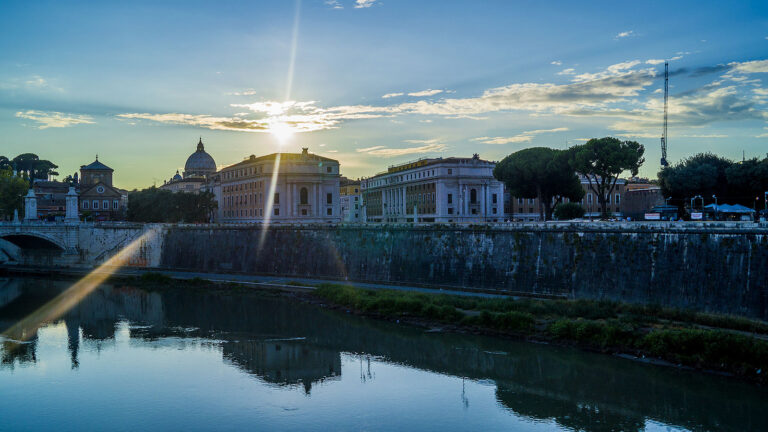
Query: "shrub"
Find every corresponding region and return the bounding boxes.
[554,202,586,220]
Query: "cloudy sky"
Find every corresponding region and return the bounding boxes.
[1,0,767,188]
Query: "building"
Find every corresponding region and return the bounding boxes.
[218,148,341,223]
[78,157,127,221]
[622,183,664,221]
[361,154,504,223]
[339,177,362,222]
[504,176,627,221]
[31,180,70,220]
[160,138,217,194]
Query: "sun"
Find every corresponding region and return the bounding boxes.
[270,121,294,143]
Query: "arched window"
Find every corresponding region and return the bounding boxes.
[300,187,308,205]
[470,189,477,204]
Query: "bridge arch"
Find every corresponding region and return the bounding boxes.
[0,233,66,250]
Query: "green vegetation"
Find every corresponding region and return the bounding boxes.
[658,152,768,209]
[313,284,768,382]
[127,187,217,223]
[493,147,584,221]
[0,168,30,220]
[554,202,586,220]
[567,137,645,217]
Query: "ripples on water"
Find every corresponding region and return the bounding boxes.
[0,277,765,432]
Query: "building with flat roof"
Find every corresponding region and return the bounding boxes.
[361,154,504,223]
[339,177,361,223]
[218,148,340,224]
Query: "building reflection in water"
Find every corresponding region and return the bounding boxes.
[1,276,767,432]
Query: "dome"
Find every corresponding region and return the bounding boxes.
[184,138,216,178]
[172,170,183,182]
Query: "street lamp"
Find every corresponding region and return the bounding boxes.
[712,194,718,220]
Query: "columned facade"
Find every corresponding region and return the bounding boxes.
[361,154,504,223]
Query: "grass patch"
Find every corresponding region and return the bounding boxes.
[312,284,768,382]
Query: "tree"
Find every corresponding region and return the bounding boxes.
[658,153,733,204]
[0,169,29,220]
[10,153,59,182]
[127,187,217,223]
[725,157,768,207]
[554,202,586,220]
[0,156,11,171]
[494,147,584,220]
[569,137,645,217]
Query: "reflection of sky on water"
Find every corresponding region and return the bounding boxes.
[1,277,766,432]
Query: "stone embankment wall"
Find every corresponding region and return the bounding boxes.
[159,223,768,320]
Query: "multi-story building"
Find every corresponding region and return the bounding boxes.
[504,176,627,221]
[218,148,341,224]
[78,157,128,221]
[361,154,504,223]
[339,177,362,222]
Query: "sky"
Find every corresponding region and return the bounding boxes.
[1,0,767,189]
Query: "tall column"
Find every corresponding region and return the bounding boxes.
[24,189,37,221]
[292,183,298,217]
[65,187,79,224]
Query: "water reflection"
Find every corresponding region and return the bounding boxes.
[0,277,766,432]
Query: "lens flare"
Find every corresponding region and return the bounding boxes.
[1,228,160,351]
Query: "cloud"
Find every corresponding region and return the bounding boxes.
[730,59,768,74]
[16,110,95,129]
[403,138,441,144]
[407,89,443,97]
[356,142,446,156]
[354,0,376,8]
[471,127,569,145]
[325,0,343,9]
[646,59,665,65]
[382,92,404,99]
[118,112,269,132]
[551,60,562,66]
[557,68,575,75]
[615,30,634,39]
[228,89,259,96]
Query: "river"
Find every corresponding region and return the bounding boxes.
[0,277,765,431]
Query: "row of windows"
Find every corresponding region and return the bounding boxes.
[224,206,335,218]
[82,200,119,210]
[223,164,336,181]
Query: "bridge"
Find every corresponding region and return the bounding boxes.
[0,221,162,268]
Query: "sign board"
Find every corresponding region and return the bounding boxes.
[644,213,661,220]
[691,212,703,220]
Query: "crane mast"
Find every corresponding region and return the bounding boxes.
[660,61,669,167]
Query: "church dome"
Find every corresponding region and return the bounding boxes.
[184,138,216,178]
[172,170,183,182]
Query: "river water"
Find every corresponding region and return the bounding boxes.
[0,277,765,432]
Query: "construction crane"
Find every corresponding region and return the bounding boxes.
[660,61,669,167]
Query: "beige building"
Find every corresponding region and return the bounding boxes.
[340,177,362,222]
[78,157,128,221]
[219,148,341,223]
[361,154,504,223]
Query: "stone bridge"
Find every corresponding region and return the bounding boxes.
[0,221,163,268]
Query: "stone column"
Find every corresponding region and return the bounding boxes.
[65,187,80,224]
[24,189,37,221]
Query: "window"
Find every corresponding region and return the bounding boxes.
[327,166,332,173]
[327,208,332,216]
[492,193,497,204]
[300,187,308,205]
[587,193,593,204]
[93,200,99,210]
[528,198,534,205]
[301,209,307,216]
[448,208,454,214]
[615,194,621,205]
[518,198,523,205]
[327,193,332,204]
[103,200,109,210]
[274,193,280,204]
[447,169,453,175]
[83,201,89,209]
[274,208,279,216]
[447,193,453,204]
[492,208,497,214]
[471,208,477,214]
[470,189,477,204]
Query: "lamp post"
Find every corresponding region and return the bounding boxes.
[712,194,718,220]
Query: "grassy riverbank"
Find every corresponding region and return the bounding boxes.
[311,284,768,383]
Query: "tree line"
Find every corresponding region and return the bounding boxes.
[658,153,768,209]
[126,187,217,223]
[0,153,59,220]
[494,137,645,220]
